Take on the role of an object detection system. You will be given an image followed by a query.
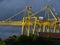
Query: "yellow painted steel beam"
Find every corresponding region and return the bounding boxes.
[21,18,25,35]
[0,21,22,26]
[32,17,37,35]
[46,5,57,21]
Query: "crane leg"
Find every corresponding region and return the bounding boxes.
[54,25,56,33]
[43,25,45,32]
[26,26,30,37]
[32,23,36,35]
[46,26,50,32]
[38,25,41,32]
[21,25,24,35]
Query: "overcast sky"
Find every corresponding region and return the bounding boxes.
[0,0,60,20]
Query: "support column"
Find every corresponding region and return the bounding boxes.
[38,25,41,32]
[32,17,37,35]
[43,25,45,32]
[21,25,24,35]
[26,26,30,37]
[47,26,50,32]
[26,20,30,36]
[54,24,56,33]
[21,18,25,35]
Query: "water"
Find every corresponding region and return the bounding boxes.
[0,25,39,39]
[0,25,59,39]
[0,26,21,39]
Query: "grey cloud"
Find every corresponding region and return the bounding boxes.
[0,0,3,2]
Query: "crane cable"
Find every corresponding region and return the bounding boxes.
[29,7,46,17]
[5,8,25,21]
[5,0,34,21]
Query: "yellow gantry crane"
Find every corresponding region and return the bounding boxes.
[0,5,59,36]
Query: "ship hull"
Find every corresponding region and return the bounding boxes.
[39,32,60,38]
